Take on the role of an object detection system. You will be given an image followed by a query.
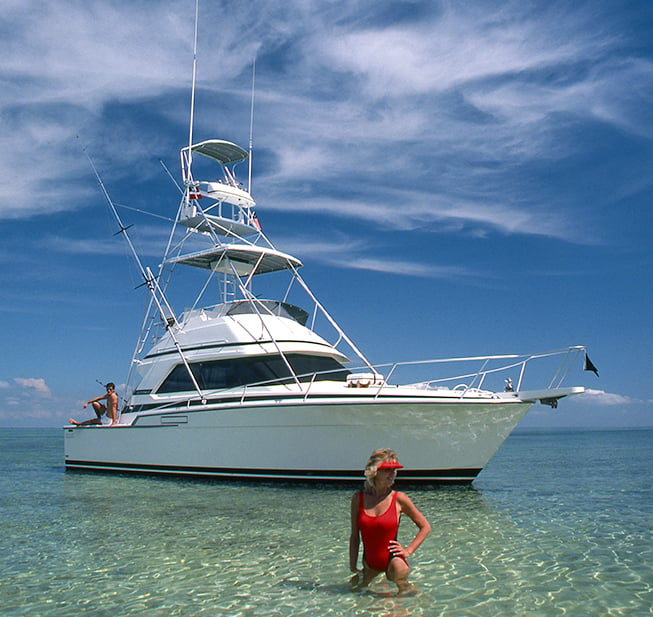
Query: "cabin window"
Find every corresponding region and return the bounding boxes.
[156,353,350,393]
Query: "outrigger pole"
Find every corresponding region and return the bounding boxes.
[85,153,206,403]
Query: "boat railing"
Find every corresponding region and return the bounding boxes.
[373,345,587,398]
[243,346,586,401]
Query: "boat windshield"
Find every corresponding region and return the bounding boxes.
[225,300,309,326]
[156,353,351,393]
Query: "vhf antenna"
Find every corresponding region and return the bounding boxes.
[248,56,256,193]
[186,0,200,178]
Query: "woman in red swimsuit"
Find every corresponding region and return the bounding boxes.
[349,448,431,593]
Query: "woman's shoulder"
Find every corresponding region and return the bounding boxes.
[394,491,414,506]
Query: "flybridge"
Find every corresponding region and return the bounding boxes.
[178,139,259,236]
[181,139,251,200]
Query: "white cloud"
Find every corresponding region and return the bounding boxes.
[1,0,650,247]
[345,257,473,279]
[270,233,478,278]
[577,388,638,406]
[261,191,573,241]
[41,221,169,259]
[319,13,580,99]
[2,3,192,110]
[14,378,52,397]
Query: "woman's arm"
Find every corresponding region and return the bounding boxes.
[391,492,431,559]
[349,492,361,572]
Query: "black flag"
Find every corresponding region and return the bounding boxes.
[584,353,599,377]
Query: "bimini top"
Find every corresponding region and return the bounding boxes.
[187,139,249,165]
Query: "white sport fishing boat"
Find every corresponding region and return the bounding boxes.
[64,133,591,483]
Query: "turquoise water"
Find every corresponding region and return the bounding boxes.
[1,428,651,616]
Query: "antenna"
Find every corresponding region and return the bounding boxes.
[187,0,200,176]
[248,56,256,192]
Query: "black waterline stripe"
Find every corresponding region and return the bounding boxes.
[64,460,480,481]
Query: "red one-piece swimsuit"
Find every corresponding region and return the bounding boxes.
[358,490,405,572]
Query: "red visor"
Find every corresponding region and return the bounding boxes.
[377,461,404,469]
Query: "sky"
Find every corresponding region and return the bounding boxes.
[1,0,651,428]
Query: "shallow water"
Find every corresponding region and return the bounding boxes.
[1,427,651,616]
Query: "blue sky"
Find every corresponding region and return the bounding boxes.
[1,0,651,428]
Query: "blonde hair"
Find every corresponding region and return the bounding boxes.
[363,448,400,492]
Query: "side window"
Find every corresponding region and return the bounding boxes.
[156,354,349,393]
[287,355,350,382]
[157,364,198,393]
[198,361,230,390]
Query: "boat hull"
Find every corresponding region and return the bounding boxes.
[64,397,534,483]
